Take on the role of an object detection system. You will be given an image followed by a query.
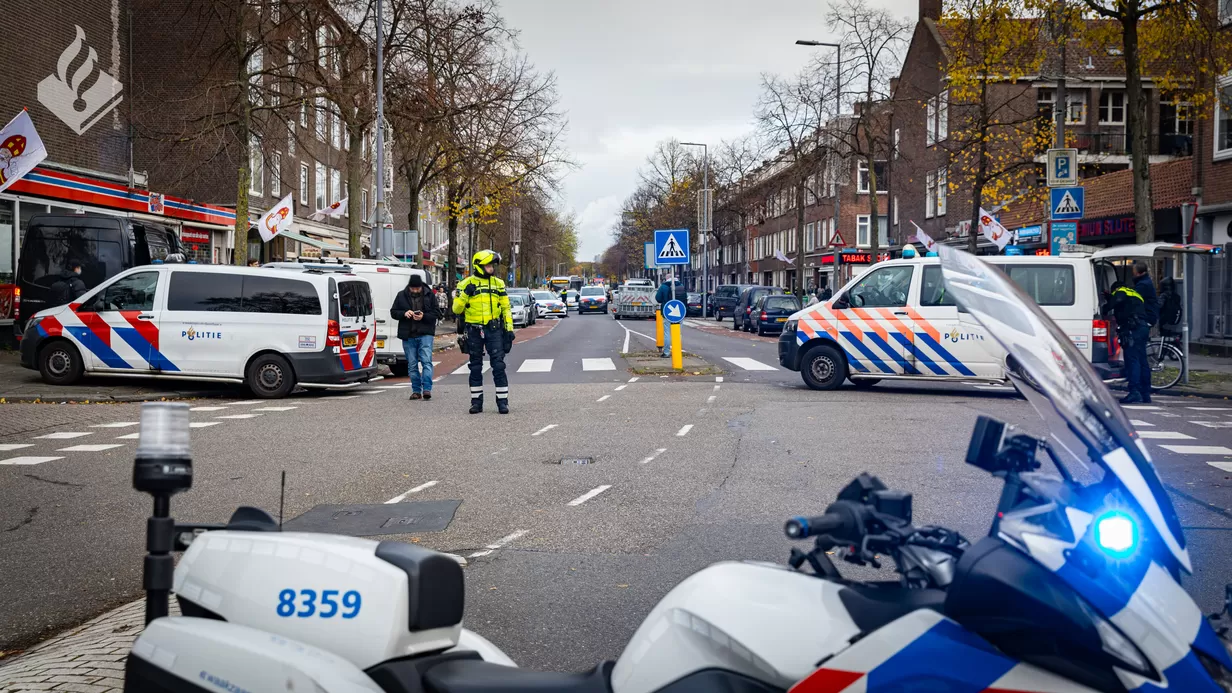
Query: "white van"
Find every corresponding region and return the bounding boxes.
[778,253,1120,390]
[265,260,429,377]
[19,265,378,398]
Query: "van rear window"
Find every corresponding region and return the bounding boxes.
[167,272,321,314]
[338,281,372,317]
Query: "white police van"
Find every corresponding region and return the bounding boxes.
[20,264,378,398]
[779,252,1118,390]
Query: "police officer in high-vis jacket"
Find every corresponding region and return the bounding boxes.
[453,250,514,414]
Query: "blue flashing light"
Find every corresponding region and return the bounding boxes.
[1095,511,1138,557]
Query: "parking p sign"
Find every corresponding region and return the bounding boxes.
[1047,148,1078,187]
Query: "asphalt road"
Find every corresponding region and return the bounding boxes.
[1,308,1230,675]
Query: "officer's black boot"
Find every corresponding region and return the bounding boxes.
[497,398,509,415]
[469,396,483,414]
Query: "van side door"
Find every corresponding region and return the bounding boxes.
[161,270,245,374]
[71,270,165,372]
[826,265,916,375]
[914,265,991,378]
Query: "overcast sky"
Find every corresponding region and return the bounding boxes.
[497,0,917,262]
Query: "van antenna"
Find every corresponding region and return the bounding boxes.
[278,470,286,530]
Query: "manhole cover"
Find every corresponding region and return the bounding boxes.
[552,457,594,465]
[282,500,461,536]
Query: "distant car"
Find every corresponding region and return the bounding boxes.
[624,278,655,289]
[750,294,801,336]
[713,284,757,322]
[735,286,785,332]
[577,286,609,314]
[686,292,703,317]
[509,294,531,327]
[565,290,580,310]
[507,287,538,325]
[533,290,568,319]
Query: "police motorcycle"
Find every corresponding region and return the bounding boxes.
[122,244,1232,692]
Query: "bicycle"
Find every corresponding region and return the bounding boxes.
[1146,330,1185,391]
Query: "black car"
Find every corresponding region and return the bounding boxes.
[750,294,801,336]
[686,292,703,317]
[734,286,785,332]
[713,284,756,322]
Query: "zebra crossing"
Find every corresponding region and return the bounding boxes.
[1122,405,1232,472]
[440,355,781,378]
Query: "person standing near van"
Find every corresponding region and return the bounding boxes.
[392,274,439,400]
[1110,276,1150,404]
[51,261,87,305]
[453,250,514,414]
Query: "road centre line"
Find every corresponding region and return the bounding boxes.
[677,424,693,437]
[614,385,627,391]
[567,485,612,506]
[640,448,668,464]
[532,424,558,436]
[385,480,439,504]
[628,377,639,383]
[468,529,527,558]
[597,395,611,402]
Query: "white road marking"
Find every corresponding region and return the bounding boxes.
[188,407,227,412]
[640,448,668,464]
[1160,445,1232,455]
[358,390,384,394]
[713,385,721,391]
[716,377,724,383]
[116,433,141,440]
[229,400,265,405]
[385,480,439,504]
[1193,421,1232,429]
[491,447,508,456]
[1,456,63,466]
[722,357,777,371]
[622,326,630,354]
[628,377,639,383]
[0,444,34,452]
[252,406,297,412]
[707,395,716,403]
[1137,431,1194,440]
[90,421,140,428]
[452,362,491,375]
[677,424,693,437]
[57,444,124,452]
[614,385,627,391]
[1208,461,1232,472]
[518,359,554,373]
[468,529,527,558]
[532,424,558,437]
[326,395,361,399]
[375,385,410,390]
[583,358,616,371]
[35,432,91,440]
[1129,419,1155,427]
[596,395,611,402]
[1122,405,1161,410]
[216,414,263,419]
[189,422,222,429]
[1188,407,1232,411]
[567,485,612,506]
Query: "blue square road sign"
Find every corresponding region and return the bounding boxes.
[1050,186,1084,221]
[653,229,690,266]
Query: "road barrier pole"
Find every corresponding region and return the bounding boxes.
[671,324,682,370]
[656,310,665,350]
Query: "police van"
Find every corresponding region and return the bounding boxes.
[778,252,1119,390]
[19,264,377,398]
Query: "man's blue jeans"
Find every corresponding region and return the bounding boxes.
[403,335,434,393]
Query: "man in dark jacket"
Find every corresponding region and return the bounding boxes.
[391,274,440,400]
[655,273,687,358]
[51,261,87,305]
[1110,275,1150,404]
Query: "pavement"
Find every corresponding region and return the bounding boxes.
[1,308,1231,690]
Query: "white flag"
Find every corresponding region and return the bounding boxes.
[309,197,348,221]
[774,249,795,265]
[978,207,1011,250]
[258,192,295,242]
[0,110,48,195]
[910,220,937,252]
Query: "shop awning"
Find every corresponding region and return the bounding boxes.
[279,231,346,252]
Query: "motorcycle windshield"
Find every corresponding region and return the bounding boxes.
[937,246,1190,573]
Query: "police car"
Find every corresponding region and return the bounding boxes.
[779,253,1114,390]
[19,264,378,398]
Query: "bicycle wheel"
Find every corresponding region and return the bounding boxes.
[1147,341,1184,391]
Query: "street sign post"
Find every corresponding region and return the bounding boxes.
[1050,187,1084,220]
[1050,221,1077,255]
[653,229,690,266]
[1046,148,1078,187]
[643,242,657,271]
[663,299,685,369]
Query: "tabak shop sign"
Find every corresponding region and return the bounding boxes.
[1078,216,1135,240]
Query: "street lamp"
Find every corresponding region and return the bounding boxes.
[796,39,842,292]
[681,141,709,316]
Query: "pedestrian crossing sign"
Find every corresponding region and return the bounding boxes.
[654,229,690,265]
[1050,186,1084,220]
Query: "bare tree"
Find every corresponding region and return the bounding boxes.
[713,134,767,280]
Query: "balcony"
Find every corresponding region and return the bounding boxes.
[1070,132,1192,157]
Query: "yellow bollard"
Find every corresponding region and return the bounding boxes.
[656,310,665,349]
[670,323,682,369]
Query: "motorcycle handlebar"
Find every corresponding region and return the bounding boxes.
[784,513,846,540]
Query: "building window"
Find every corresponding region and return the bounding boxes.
[1067,91,1087,125]
[893,195,899,226]
[857,161,888,194]
[805,222,815,252]
[1221,0,1231,25]
[1098,91,1125,124]
[332,108,342,149]
[361,189,369,222]
[287,120,295,156]
[857,215,871,246]
[936,167,947,216]
[299,91,307,128]
[893,128,900,159]
[330,169,341,207]
[315,97,327,141]
[317,26,328,68]
[937,90,949,141]
[299,163,309,206]
[925,172,936,219]
[247,44,263,105]
[926,98,936,146]
[1216,76,1232,159]
[315,162,326,209]
[271,0,280,23]
[248,136,263,195]
[1165,101,1195,136]
[271,152,280,196]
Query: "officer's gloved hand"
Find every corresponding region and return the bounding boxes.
[464,283,477,297]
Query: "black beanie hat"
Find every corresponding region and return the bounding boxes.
[408,274,425,288]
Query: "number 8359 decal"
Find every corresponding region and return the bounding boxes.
[277,589,362,619]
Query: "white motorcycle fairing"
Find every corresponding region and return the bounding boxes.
[611,561,860,693]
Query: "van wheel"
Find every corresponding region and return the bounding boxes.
[850,378,880,389]
[800,344,845,391]
[247,353,296,398]
[38,340,84,386]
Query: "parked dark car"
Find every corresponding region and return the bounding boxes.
[685,292,703,317]
[713,284,756,322]
[734,286,785,332]
[750,294,801,336]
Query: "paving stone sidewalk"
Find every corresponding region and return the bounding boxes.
[0,600,179,693]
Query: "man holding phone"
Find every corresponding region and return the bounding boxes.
[391,273,440,400]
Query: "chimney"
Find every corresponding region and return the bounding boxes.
[889,77,900,97]
[853,101,864,116]
[920,0,941,20]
